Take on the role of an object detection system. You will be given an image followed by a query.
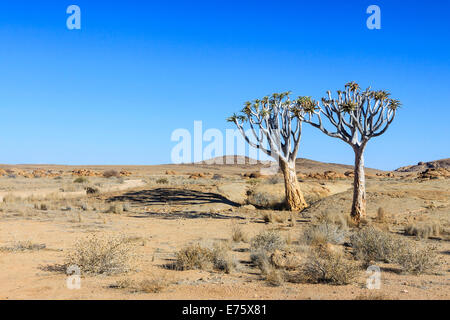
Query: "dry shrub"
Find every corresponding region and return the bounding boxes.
[74,177,88,184]
[350,226,401,266]
[112,278,169,293]
[106,203,123,214]
[156,178,169,185]
[404,222,442,239]
[231,224,247,243]
[251,230,286,253]
[176,243,213,271]
[351,227,439,274]
[296,250,359,285]
[261,212,274,223]
[103,170,120,178]
[288,213,296,227]
[274,212,288,223]
[211,242,236,273]
[175,242,235,273]
[66,235,135,275]
[1,241,46,252]
[249,191,283,209]
[250,249,271,274]
[376,207,387,223]
[265,268,285,286]
[396,243,439,275]
[302,222,346,246]
[85,186,99,195]
[314,210,350,228]
[354,292,393,300]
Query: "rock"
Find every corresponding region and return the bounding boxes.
[418,168,450,180]
[217,183,248,205]
[241,204,256,210]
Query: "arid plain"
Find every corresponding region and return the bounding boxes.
[0,157,448,300]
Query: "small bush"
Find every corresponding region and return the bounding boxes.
[175,242,235,273]
[85,187,99,195]
[376,207,387,223]
[297,250,359,285]
[249,192,283,209]
[261,212,274,223]
[1,241,46,252]
[74,177,88,184]
[265,268,285,286]
[404,222,442,239]
[251,230,285,253]
[396,243,439,275]
[103,170,120,178]
[302,222,346,246]
[111,278,169,293]
[350,226,402,266]
[250,249,271,274]
[66,235,134,275]
[156,178,169,185]
[211,242,236,274]
[106,203,123,214]
[314,210,350,228]
[266,176,283,185]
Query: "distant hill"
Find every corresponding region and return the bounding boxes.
[395,158,450,172]
[194,156,383,174]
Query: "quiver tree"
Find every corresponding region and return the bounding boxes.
[227,92,308,211]
[299,82,400,223]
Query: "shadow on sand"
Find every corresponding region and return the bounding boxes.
[107,188,240,207]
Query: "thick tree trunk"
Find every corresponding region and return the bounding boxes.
[279,160,308,211]
[351,147,366,223]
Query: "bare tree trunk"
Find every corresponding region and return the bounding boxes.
[279,160,308,211]
[351,146,366,223]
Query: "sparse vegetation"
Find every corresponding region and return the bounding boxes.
[0,241,46,252]
[103,170,120,178]
[175,242,235,273]
[250,230,286,253]
[231,224,247,243]
[295,250,359,285]
[111,277,170,293]
[66,235,135,275]
[156,178,169,185]
[404,222,442,239]
[396,243,439,275]
[302,222,346,246]
[350,226,402,266]
[74,177,88,184]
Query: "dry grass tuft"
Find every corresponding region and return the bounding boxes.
[404,222,442,239]
[111,277,170,293]
[1,240,46,252]
[231,223,247,243]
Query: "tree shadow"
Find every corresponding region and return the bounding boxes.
[107,188,240,207]
[130,210,246,220]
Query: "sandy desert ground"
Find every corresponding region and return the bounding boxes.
[0,157,448,300]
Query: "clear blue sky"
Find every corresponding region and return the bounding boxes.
[0,0,449,170]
